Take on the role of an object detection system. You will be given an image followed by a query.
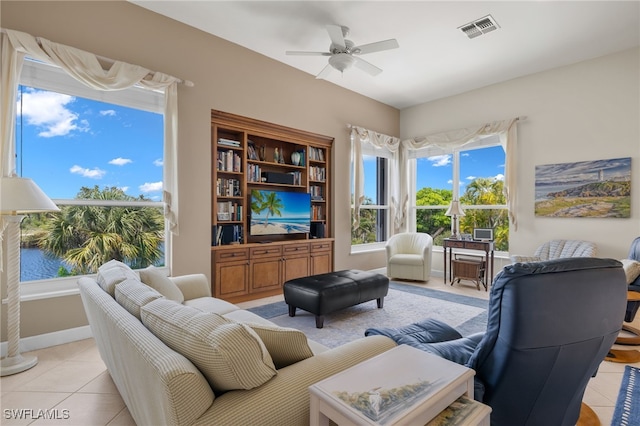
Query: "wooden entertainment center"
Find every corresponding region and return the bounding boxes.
[211,110,334,303]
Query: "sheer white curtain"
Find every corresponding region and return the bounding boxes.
[0,29,182,234]
[350,125,405,233]
[402,118,520,230]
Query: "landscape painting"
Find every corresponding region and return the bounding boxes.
[535,157,631,218]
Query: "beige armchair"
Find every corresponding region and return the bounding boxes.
[510,239,597,263]
[386,232,433,282]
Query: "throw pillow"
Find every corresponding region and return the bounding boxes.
[115,278,164,320]
[96,260,139,297]
[139,266,185,303]
[242,322,314,369]
[141,299,276,392]
[621,259,640,284]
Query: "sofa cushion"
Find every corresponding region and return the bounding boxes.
[242,322,314,369]
[139,266,184,303]
[115,278,164,320]
[97,260,139,297]
[141,299,276,393]
[621,259,640,284]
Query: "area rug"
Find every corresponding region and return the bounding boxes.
[611,365,640,426]
[248,282,488,349]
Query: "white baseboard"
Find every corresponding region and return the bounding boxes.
[1,326,93,357]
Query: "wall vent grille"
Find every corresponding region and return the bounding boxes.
[459,15,500,39]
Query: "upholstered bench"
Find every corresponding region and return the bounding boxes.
[283,270,389,328]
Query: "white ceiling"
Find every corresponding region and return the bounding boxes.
[130,1,640,110]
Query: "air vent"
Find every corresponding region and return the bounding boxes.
[459,15,500,39]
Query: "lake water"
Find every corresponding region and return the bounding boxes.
[20,247,70,282]
[20,245,165,281]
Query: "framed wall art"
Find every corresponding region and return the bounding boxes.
[535,157,631,218]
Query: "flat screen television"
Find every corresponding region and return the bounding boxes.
[250,189,311,236]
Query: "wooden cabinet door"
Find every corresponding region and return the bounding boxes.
[310,241,333,275]
[282,243,310,283]
[250,257,282,293]
[215,260,249,298]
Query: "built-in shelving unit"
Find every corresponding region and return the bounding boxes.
[211,110,334,303]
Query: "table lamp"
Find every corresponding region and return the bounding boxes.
[1,176,59,376]
[445,199,465,240]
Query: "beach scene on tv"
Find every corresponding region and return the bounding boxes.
[250,190,311,235]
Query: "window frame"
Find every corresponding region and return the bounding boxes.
[351,142,393,252]
[16,59,170,296]
[408,134,509,252]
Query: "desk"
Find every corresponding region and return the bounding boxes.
[444,239,494,289]
[309,345,479,426]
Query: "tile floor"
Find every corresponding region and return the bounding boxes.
[1,276,638,425]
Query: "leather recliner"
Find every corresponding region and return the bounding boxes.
[366,257,627,426]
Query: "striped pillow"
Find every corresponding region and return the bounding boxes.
[243,322,314,369]
[97,260,139,297]
[141,299,276,393]
[115,279,164,320]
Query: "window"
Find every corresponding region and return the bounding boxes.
[351,153,390,246]
[16,59,166,282]
[410,136,509,251]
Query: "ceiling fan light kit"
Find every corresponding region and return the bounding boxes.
[286,24,399,78]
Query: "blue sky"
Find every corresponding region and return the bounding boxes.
[16,86,164,200]
[363,145,505,200]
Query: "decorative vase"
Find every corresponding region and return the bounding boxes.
[291,152,301,166]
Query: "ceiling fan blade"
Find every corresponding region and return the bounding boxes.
[353,56,383,76]
[326,25,346,49]
[354,39,399,55]
[286,51,331,56]
[315,64,333,80]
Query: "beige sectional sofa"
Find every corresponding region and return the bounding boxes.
[77,261,396,426]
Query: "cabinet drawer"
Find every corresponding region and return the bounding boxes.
[311,241,332,252]
[446,241,465,249]
[464,242,488,251]
[214,248,249,262]
[250,245,283,258]
[283,243,310,256]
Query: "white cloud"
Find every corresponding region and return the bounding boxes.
[466,175,477,181]
[70,165,105,179]
[494,173,505,181]
[100,109,116,116]
[139,181,163,193]
[119,186,129,193]
[109,157,132,166]
[429,155,451,167]
[153,158,163,167]
[18,88,89,137]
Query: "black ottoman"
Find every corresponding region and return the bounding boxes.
[283,270,389,328]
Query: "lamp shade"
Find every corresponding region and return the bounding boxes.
[0,177,59,214]
[445,199,465,217]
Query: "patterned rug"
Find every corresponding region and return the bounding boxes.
[247,282,488,349]
[611,365,640,426]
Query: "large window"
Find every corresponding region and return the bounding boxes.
[352,153,389,246]
[16,60,166,282]
[410,137,509,251]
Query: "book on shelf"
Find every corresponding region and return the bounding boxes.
[309,146,325,162]
[213,224,243,246]
[218,138,240,147]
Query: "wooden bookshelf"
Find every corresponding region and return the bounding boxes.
[211,110,334,302]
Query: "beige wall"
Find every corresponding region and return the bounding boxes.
[402,47,640,272]
[1,1,398,339]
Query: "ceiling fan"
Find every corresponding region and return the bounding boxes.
[286,25,399,79]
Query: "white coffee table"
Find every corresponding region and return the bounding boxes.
[309,344,483,426]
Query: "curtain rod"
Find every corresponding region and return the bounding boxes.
[1,29,194,87]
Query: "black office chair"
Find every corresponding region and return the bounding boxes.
[366,257,627,426]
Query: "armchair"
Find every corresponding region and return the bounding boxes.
[385,232,433,282]
[510,239,596,263]
[366,257,627,426]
